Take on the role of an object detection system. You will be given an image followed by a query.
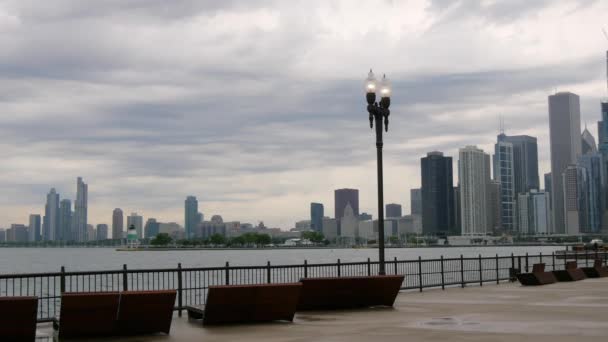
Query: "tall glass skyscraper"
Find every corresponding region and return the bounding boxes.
[493,140,514,232]
[578,152,603,233]
[421,152,454,235]
[28,214,41,242]
[112,208,124,240]
[549,92,582,234]
[59,199,72,241]
[458,146,491,235]
[185,196,198,239]
[43,188,60,241]
[74,177,88,242]
[310,202,324,232]
[334,189,359,220]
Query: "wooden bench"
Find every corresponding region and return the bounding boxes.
[553,261,586,282]
[297,275,404,310]
[0,296,38,341]
[516,263,557,286]
[54,290,176,338]
[116,290,176,335]
[53,292,120,339]
[582,259,608,278]
[186,283,302,325]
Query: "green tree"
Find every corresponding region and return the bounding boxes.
[151,233,172,246]
[301,231,324,243]
[209,233,226,246]
[256,233,271,246]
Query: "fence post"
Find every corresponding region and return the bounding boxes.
[495,254,499,284]
[460,255,465,288]
[418,256,423,292]
[394,257,398,275]
[122,264,128,291]
[518,255,521,273]
[585,250,589,267]
[595,248,598,262]
[478,254,483,287]
[225,262,230,285]
[539,252,543,264]
[525,253,529,273]
[440,256,445,290]
[304,260,308,278]
[337,259,341,277]
[367,258,371,276]
[60,266,66,294]
[511,253,514,271]
[575,250,578,265]
[267,261,271,283]
[605,250,607,265]
[177,263,183,317]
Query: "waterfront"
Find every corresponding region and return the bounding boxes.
[0,246,564,274]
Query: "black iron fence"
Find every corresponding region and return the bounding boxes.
[1,251,607,322]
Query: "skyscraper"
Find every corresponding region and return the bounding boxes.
[310,202,324,232]
[410,189,422,215]
[385,204,402,218]
[582,127,598,154]
[517,190,551,235]
[144,218,160,238]
[493,139,515,232]
[578,152,603,233]
[420,152,454,235]
[96,224,108,240]
[497,134,540,194]
[459,146,491,235]
[59,199,72,241]
[127,213,144,239]
[488,180,502,233]
[549,92,582,234]
[43,188,60,241]
[74,177,88,242]
[334,189,359,220]
[28,214,41,242]
[563,165,582,235]
[112,208,124,240]
[184,196,198,239]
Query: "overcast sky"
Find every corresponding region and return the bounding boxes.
[1,0,607,229]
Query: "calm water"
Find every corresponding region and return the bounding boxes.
[0,246,564,274]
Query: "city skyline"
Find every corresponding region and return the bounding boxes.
[1,1,608,228]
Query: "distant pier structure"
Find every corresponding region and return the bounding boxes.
[127,224,140,248]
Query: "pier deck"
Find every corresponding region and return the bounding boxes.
[35,277,608,341]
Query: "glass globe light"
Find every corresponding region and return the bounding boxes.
[379,74,391,98]
[364,69,377,94]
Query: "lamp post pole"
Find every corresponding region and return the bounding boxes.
[364,70,391,276]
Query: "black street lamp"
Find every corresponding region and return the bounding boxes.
[364,69,391,276]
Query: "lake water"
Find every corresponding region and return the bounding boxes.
[0,246,565,274]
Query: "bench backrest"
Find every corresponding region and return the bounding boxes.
[594,259,603,268]
[116,290,176,335]
[203,283,302,325]
[0,296,38,341]
[532,263,545,273]
[297,275,404,310]
[58,292,120,338]
[566,261,578,270]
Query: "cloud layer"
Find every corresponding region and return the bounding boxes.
[1,0,607,228]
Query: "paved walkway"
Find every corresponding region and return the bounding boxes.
[38,277,608,341]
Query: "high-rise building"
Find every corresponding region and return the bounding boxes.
[59,199,72,241]
[112,208,124,240]
[410,188,422,215]
[96,224,108,240]
[310,202,324,232]
[7,224,28,242]
[144,218,160,238]
[87,224,95,241]
[43,188,60,241]
[334,189,359,220]
[453,186,461,234]
[459,146,491,235]
[578,152,603,233]
[385,204,402,218]
[420,152,454,235]
[497,134,540,193]
[74,177,88,242]
[563,165,582,235]
[339,203,359,244]
[597,102,608,231]
[544,173,552,194]
[184,196,198,239]
[549,92,582,234]
[517,190,551,235]
[493,139,515,232]
[488,180,502,233]
[322,217,338,241]
[127,213,144,239]
[28,214,41,242]
[582,127,598,154]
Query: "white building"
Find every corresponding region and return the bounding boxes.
[322,218,337,241]
[459,146,492,235]
[339,203,359,245]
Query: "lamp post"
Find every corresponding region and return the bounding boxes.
[364,69,391,276]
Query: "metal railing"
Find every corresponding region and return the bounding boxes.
[1,250,606,322]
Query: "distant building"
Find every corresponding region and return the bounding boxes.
[112,208,124,240]
[549,92,582,234]
[334,189,359,220]
[7,224,28,242]
[295,220,311,231]
[28,214,41,242]
[185,196,199,239]
[144,218,160,239]
[358,213,372,221]
[453,186,461,234]
[96,224,108,240]
[340,203,359,244]
[578,152,603,233]
[310,202,324,232]
[488,180,502,233]
[385,203,402,218]
[421,152,454,235]
[74,177,88,243]
[43,188,60,241]
[563,165,582,235]
[127,213,143,239]
[459,146,491,235]
[410,188,422,215]
[582,127,598,154]
[497,134,540,193]
[198,221,226,239]
[493,139,515,232]
[397,215,422,236]
[159,222,183,240]
[544,173,552,206]
[518,190,551,235]
[59,199,72,241]
[322,218,338,241]
[0,229,5,242]
[87,224,95,241]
